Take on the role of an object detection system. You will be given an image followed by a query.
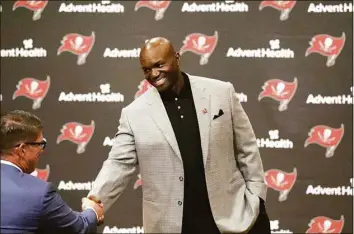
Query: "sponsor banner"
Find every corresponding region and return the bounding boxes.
[1,0,352,233]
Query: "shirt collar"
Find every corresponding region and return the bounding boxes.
[160,72,192,101]
[1,160,23,172]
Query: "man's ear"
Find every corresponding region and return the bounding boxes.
[15,144,26,157]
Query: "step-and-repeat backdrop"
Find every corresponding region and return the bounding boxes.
[1,1,353,233]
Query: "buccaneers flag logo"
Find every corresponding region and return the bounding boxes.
[134,1,171,21]
[305,124,344,158]
[135,80,153,99]
[57,121,95,154]
[13,76,50,110]
[264,168,297,202]
[179,31,218,65]
[258,77,297,111]
[57,32,95,65]
[13,0,48,21]
[305,32,346,67]
[30,164,50,181]
[306,215,344,233]
[259,1,297,21]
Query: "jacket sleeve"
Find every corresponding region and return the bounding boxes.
[40,183,97,233]
[228,82,267,201]
[88,107,138,211]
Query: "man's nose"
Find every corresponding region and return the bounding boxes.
[151,68,160,78]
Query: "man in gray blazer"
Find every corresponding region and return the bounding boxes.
[88,37,270,233]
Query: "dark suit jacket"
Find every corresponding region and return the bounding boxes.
[1,163,97,233]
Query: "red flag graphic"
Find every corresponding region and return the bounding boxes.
[134,1,171,20]
[57,121,95,154]
[259,1,297,21]
[13,1,48,21]
[305,124,344,158]
[13,0,48,11]
[258,77,297,111]
[57,32,95,65]
[179,31,218,65]
[306,215,344,233]
[305,32,346,67]
[259,1,296,10]
[12,76,50,109]
[31,164,50,181]
[265,168,297,202]
[135,80,153,99]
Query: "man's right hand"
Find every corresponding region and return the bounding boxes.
[87,195,102,206]
[81,197,104,224]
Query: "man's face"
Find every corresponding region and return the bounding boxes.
[140,44,180,92]
[20,132,45,173]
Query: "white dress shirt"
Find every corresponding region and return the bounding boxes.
[1,160,23,172]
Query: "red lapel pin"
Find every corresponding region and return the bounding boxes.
[202,108,207,114]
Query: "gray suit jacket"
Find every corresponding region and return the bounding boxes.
[89,74,267,233]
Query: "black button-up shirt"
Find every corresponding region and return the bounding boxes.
[160,73,220,234]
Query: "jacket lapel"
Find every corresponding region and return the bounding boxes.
[144,75,211,166]
[189,76,211,166]
[144,88,182,162]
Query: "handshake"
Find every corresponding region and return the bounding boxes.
[81,195,105,225]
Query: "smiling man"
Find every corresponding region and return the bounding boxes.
[140,37,183,93]
[88,37,270,234]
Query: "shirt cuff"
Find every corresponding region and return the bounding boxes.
[85,207,99,221]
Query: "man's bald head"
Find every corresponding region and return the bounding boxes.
[143,37,171,50]
[139,37,182,93]
[140,37,177,61]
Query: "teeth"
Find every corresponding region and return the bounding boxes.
[154,77,165,86]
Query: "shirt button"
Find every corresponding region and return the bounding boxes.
[175,97,178,101]
[179,176,183,181]
[181,115,184,119]
[178,201,182,206]
[178,106,181,109]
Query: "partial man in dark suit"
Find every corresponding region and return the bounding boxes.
[87,37,271,233]
[0,110,104,233]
